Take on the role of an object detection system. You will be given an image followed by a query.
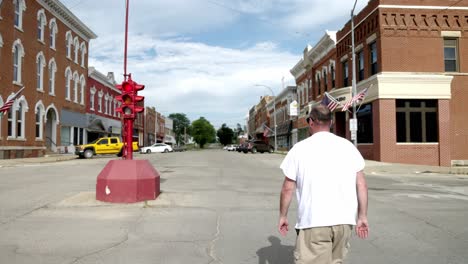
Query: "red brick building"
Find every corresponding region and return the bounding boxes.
[0,0,96,158]
[291,0,468,166]
[87,68,121,142]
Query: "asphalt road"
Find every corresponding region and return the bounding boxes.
[0,150,467,264]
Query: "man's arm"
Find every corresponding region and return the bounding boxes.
[356,170,369,239]
[278,177,295,236]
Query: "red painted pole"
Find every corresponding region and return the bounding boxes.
[124,0,129,78]
[125,118,133,160]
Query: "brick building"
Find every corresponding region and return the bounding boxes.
[290,0,468,166]
[87,67,121,143]
[0,0,96,158]
[144,106,156,146]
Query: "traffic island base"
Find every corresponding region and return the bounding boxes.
[96,159,160,203]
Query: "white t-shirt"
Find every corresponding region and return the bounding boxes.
[280,132,365,229]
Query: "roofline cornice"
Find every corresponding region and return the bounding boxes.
[38,0,98,41]
[88,67,119,92]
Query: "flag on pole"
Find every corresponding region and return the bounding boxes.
[0,87,25,116]
[321,92,341,111]
[341,87,368,112]
[262,123,275,137]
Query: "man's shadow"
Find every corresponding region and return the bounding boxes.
[256,236,294,264]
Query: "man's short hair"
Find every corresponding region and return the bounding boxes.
[308,104,332,124]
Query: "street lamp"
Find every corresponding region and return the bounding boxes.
[351,0,358,146]
[254,84,277,152]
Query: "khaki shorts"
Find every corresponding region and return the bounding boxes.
[294,225,352,264]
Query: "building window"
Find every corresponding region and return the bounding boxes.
[369,42,378,75]
[90,93,95,111]
[35,108,41,138]
[396,99,438,143]
[80,42,87,67]
[49,19,57,49]
[98,94,103,112]
[444,38,458,72]
[357,103,373,143]
[12,40,24,84]
[316,76,321,96]
[48,59,56,95]
[7,109,13,137]
[80,75,85,105]
[331,65,335,88]
[323,69,328,92]
[65,68,72,100]
[37,10,46,42]
[14,0,26,30]
[357,50,364,81]
[61,126,71,145]
[65,31,72,59]
[73,37,79,64]
[16,104,23,138]
[73,73,79,103]
[343,61,349,87]
[36,52,45,91]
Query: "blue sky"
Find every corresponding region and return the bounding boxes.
[61,0,367,128]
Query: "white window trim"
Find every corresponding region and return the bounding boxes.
[36,51,46,91]
[48,58,57,95]
[73,37,79,64]
[12,39,25,86]
[49,18,58,50]
[73,72,79,103]
[79,75,85,105]
[90,86,96,111]
[65,31,72,59]
[35,101,45,140]
[14,0,26,31]
[80,42,87,67]
[37,9,46,43]
[65,67,72,101]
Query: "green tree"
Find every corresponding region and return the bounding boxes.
[168,113,191,145]
[217,124,234,146]
[190,117,215,148]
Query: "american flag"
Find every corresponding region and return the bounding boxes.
[321,92,341,111]
[341,87,368,112]
[0,87,25,116]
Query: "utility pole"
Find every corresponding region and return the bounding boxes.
[350,0,358,146]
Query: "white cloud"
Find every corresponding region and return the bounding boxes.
[88,34,297,127]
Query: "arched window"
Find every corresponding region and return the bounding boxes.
[98,91,103,112]
[73,72,79,103]
[65,31,72,58]
[90,86,96,111]
[36,52,45,91]
[49,18,58,49]
[12,39,25,84]
[35,101,45,139]
[80,42,87,67]
[73,37,79,63]
[79,75,85,105]
[65,67,72,100]
[37,9,46,42]
[14,0,26,30]
[48,58,57,95]
[8,96,28,139]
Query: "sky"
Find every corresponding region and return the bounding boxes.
[61,0,367,129]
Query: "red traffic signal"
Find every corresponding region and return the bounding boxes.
[115,79,145,119]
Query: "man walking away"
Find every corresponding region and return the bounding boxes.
[278,104,368,263]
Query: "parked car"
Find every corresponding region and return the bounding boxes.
[248,140,274,154]
[173,145,187,152]
[75,137,139,159]
[226,145,237,151]
[140,143,173,154]
[237,142,250,153]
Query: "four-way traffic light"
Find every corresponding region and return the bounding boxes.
[116,77,145,119]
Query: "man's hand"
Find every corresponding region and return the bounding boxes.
[278,216,289,236]
[356,217,369,239]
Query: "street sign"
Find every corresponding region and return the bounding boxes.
[289,100,298,116]
[350,118,357,131]
[351,130,357,140]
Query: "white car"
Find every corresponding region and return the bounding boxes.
[226,145,236,151]
[140,143,173,154]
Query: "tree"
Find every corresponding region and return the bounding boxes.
[217,124,234,146]
[190,117,215,148]
[168,113,191,146]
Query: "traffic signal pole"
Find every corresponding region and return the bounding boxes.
[96,0,159,203]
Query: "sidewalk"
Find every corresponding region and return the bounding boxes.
[1,152,467,175]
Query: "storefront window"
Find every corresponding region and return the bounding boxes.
[396,99,438,143]
[357,103,373,143]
